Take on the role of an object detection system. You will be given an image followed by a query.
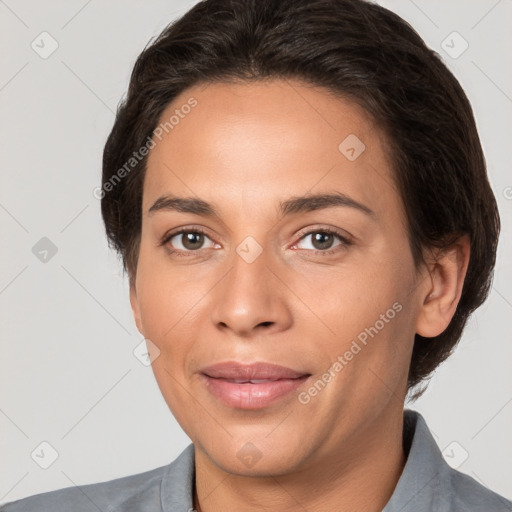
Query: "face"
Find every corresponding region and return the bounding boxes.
[130,79,427,476]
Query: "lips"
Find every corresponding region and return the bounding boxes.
[199,361,311,409]
[200,361,309,380]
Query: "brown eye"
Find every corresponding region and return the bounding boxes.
[163,229,217,254]
[310,232,336,250]
[179,232,205,250]
[293,228,351,256]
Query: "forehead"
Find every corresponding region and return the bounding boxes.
[143,79,398,221]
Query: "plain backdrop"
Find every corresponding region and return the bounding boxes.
[1,0,511,504]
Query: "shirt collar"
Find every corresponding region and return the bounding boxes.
[161,442,195,511]
[382,408,448,511]
[160,409,448,511]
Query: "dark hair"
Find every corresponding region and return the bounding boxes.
[101,0,500,397]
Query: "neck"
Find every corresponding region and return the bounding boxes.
[193,405,407,512]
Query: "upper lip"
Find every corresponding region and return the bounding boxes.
[200,361,310,380]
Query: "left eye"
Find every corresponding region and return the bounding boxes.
[295,230,347,252]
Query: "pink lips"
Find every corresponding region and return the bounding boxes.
[200,361,311,409]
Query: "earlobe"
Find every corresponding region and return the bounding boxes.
[415,235,470,338]
[129,278,144,335]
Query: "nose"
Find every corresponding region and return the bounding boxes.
[209,240,293,338]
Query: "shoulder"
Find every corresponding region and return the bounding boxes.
[399,410,512,512]
[0,466,166,512]
[0,444,195,512]
[447,468,512,511]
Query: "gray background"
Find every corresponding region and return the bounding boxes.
[1,0,511,504]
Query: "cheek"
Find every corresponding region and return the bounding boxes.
[149,358,194,433]
[299,250,414,389]
[293,253,408,339]
[134,264,209,395]
[136,252,207,342]
[311,305,412,422]
[135,271,197,417]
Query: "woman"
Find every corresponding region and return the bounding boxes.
[4,0,510,510]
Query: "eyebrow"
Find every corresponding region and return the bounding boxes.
[147,192,375,219]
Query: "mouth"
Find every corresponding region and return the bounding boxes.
[199,361,311,409]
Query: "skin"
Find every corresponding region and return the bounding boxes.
[129,79,470,512]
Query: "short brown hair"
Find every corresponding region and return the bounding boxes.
[101,0,500,397]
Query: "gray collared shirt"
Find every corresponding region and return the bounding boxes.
[2,409,511,511]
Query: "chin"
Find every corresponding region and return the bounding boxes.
[215,448,300,477]
[197,431,309,477]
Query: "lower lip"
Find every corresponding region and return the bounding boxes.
[202,375,310,409]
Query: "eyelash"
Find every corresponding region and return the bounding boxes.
[160,226,352,258]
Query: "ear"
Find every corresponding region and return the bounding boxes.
[415,235,470,338]
[129,277,144,335]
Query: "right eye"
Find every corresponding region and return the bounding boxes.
[161,228,218,255]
